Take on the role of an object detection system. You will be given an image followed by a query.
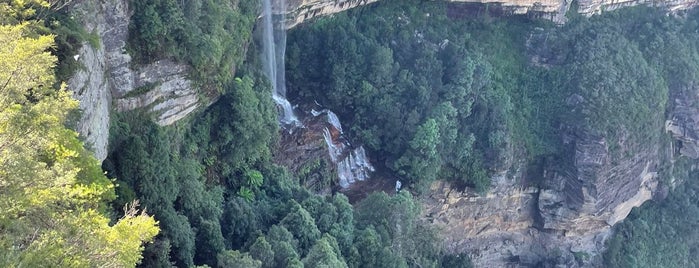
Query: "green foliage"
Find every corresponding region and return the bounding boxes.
[281,201,322,254]
[550,10,671,158]
[286,0,558,192]
[0,20,158,268]
[238,187,255,202]
[108,103,461,267]
[245,170,264,188]
[217,250,261,268]
[302,235,348,268]
[105,64,282,266]
[350,227,406,268]
[266,225,302,267]
[128,0,257,89]
[354,192,442,267]
[204,75,279,180]
[603,171,699,268]
[0,0,92,84]
[394,118,441,188]
[249,237,275,268]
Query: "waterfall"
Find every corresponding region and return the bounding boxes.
[337,146,375,188]
[314,109,375,188]
[260,1,374,188]
[261,0,297,124]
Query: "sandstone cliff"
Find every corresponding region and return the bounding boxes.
[666,84,699,159]
[68,0,698,161]
[285,0,698,25]
[68,0,203,161]
[279,1,699,266]
[64,0,699,264]
[423,130,663,266]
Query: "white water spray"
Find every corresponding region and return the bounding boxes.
[261,2,374,188]
[314,109,375,188]
[261,0,298,124]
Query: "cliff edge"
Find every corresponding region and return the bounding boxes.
[285,0,698,26]
[68,0,203,161]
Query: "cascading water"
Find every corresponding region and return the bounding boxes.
[314,109,375,188]
[261,0,297,124]
[261,0,374,188]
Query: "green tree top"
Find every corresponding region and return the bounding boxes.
[0,21,158,267]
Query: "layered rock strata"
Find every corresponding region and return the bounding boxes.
[274,107,374,194]
[424,129,661,266]
[666,86,699,159]
[285,0,698,26]
[68,0,202,160]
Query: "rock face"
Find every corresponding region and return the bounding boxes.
[666,85,699,159]
[577,0,699,16]
[67,0,203,160]
[538,131,660,233]
[285,0,698,25]
[278,2,698,266]
[113,60,199,126]
[424,130,661,266]
[275,107,375,194]
[286,0,381,28]
[68,31,110,161]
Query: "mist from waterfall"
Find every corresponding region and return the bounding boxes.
[261,0,374,188]
[261,0,297,124]
[315,109,375,188]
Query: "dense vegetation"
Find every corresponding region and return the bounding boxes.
[128,0,257,89]
[104,47,463,266]
[604,160,699,267]
[287,1,696,192]
[5,0,699,266]
[0,1,158,266]
[288,1,559,192]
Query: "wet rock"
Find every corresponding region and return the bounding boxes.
[275,107,374,193]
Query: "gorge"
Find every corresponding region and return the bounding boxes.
[54,0,699,267]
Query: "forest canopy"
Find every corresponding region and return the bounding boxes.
[3,0,699,266]
[0,2,158,267]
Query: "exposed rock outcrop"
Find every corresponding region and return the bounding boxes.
[286,0,381,28]
[424,181,587,267]
[68,0,203,160]
[114,60,199,126]
[666,85,699,159]
[275,107,375,194]
[577,0,699,16]
[537,131,660,234]
[68,31,110,161]
[424,129,661,266]
[285,0,698,26]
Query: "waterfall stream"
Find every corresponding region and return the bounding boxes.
[314,109,375,188]
[261,0,373,188]
[261,0,297,124]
